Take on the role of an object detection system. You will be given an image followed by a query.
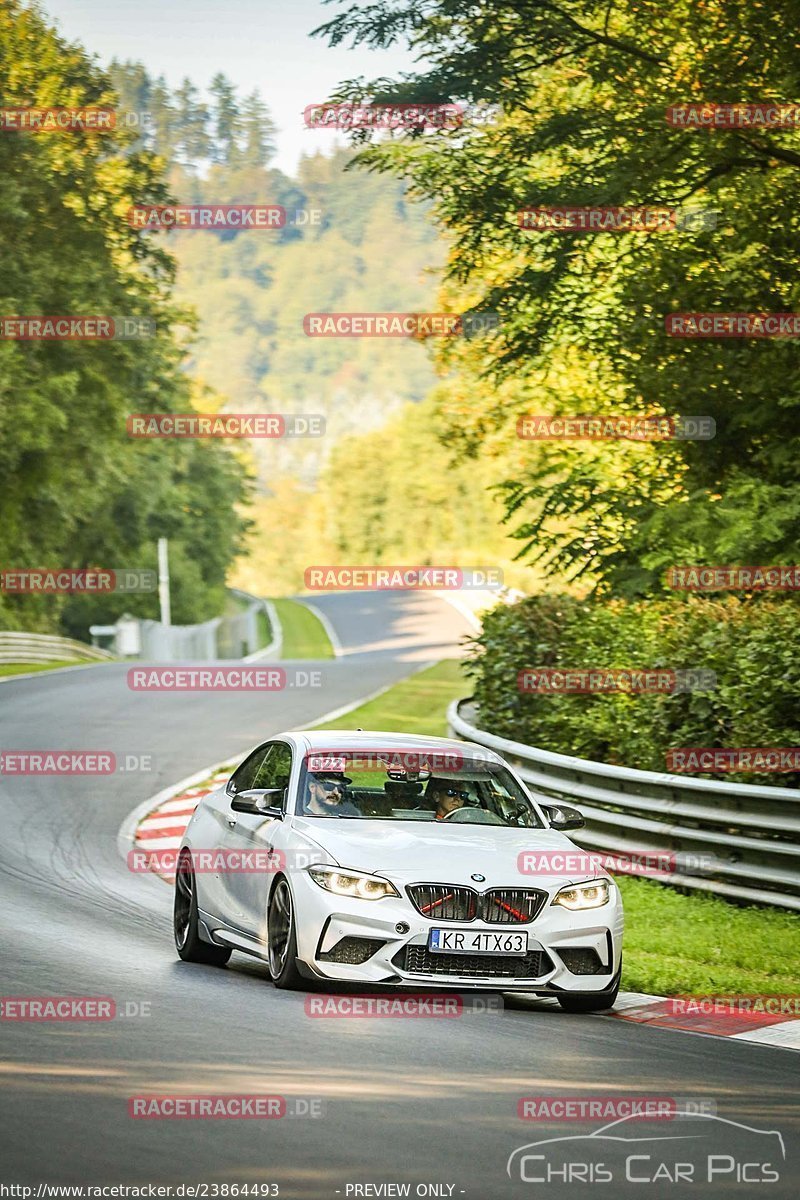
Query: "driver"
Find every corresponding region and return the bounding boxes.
[304,772,360,817]
[429,781,471,820]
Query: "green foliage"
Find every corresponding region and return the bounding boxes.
[111,62,275,169]
[315,0,800,595]
[0,1,249,635]
[108,63,445,503]
[233,394,552,596]
[465,595,800,784]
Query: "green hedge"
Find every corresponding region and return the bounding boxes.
[464,595,800,785]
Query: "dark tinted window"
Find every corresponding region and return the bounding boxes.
[252,743,292,791]
[228,744,271,794]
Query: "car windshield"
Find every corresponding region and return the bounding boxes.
[298,749,545,827]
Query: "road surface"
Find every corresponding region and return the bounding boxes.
[0,591,797,1198]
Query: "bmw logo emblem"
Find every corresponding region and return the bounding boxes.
[471,873,486,882]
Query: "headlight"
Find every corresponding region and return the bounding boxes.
[306,866,399,900]
[552,879,611,911]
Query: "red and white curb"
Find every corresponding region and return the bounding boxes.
[608,991,800,1049]
[120,764,800,1052]
[118,759,234,884]
[131,773,230,881]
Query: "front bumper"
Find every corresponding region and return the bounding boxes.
[292,872,623,992]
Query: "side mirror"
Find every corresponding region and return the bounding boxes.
[541,802,585,831]
[231,788,285,817]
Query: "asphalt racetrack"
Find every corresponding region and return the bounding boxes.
[1,592,797,1198]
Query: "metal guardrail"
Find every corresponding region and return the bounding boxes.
[447,698,800,911]
[2,590,274,667]
[135,589,274,662]
[228,589,280,661]
[0,631,114,664]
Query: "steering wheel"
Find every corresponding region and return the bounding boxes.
[442,807,505,825]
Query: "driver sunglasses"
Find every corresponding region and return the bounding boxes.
[442,787,470,800]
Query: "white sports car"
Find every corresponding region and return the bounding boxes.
[173,731,623,1010]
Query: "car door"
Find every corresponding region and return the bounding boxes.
[218,741,293,938]
[197,742,273,921]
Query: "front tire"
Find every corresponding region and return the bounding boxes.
[556,966,621,1013]
[267,877,303,989]
[174,851,232,966]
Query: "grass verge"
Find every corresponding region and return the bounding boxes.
[256,607,271,648]
[273,598,335,659]
[616,876,799,995]
[317,659,466,735]
[0,660,95,678]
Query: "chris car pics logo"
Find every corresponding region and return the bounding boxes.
[507,1112,785,1185]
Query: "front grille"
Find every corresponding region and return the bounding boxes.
[318,936,386,965]
[394,945,553,980]
[407,884,546,924]
[407,885,478,922]
[482,888,547,924]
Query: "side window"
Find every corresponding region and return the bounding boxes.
[252,742,293,792]
[227,744,271,795]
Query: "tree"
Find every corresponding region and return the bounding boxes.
[174,76,211,164]
[314,0,800,594]
[0,1,250,634]
[209,72,241,164]
[239,90,276,168]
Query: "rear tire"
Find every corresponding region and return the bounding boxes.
[556,966,621,1013]
[174,850,232,966]
[267,877,304,989]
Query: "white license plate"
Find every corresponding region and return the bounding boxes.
[428,929,528,955]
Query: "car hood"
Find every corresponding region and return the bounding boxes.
[292,819,604,889]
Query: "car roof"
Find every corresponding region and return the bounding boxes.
[283,729,503,762]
